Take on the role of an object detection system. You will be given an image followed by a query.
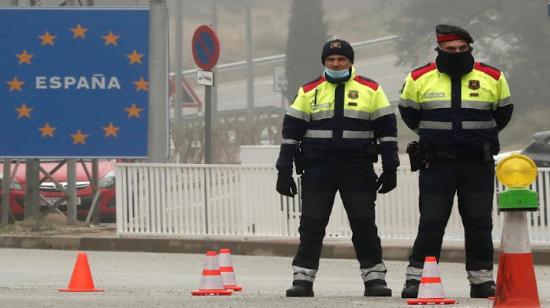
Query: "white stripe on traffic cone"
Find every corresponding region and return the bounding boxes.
[407,256,456,305]
[494,212,541,307]
[219,248,242,291]
[191,251,232,296]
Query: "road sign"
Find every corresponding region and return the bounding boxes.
[273,66,287,92]
[168,75,203,111]
[191,25,220,71]
[197,70,214,86]
[0,8,149,158]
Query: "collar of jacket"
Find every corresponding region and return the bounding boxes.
[324,66,355,84]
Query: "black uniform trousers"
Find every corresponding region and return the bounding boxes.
[292,158,383,270]
[409,159,495,271]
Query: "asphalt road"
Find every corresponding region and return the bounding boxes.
[0,248,548,307]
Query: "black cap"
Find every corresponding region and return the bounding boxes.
[321,39,354,64]
[436,24,474,44]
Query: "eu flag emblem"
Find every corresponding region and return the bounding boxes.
[0,8,149,158]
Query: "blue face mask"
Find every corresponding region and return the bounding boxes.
[324,67,350,79]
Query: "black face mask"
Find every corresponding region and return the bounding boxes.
[435,47,474,77]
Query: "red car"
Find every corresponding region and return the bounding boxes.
[0,160,116,222]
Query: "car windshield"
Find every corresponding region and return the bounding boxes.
[523,141,548,154]
[522,132,550,155]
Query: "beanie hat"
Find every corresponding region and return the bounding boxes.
[436,24,474,44]
[321,39,354,64]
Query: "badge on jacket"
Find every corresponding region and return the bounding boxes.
[347,90,359,99]
[468,80,480,90]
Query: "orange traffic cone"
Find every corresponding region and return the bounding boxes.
[407,256,456,305]
[494,212,541,307]
[58,252,103,292]
[191,251,233,296]
[219,248,242,291]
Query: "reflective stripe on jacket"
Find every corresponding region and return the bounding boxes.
[398,62,512,148]
[281,67,399,169]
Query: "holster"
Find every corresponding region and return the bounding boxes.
[481,140,498,163]
[406,141,423,172]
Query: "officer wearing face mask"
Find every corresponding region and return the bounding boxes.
[275,38,399,297]
[399,25,513,299]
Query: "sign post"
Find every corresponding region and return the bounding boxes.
[273,66,287,109]
[192,25,220,164]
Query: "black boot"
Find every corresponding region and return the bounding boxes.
[286,280,314,297]
[364,279,392,297]
[470,281,495,298]
[401,279,420,298]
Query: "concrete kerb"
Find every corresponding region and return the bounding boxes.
[0,234,550,265]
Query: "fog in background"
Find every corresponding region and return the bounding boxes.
[3,0,549,163]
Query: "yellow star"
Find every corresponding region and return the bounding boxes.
[16,50,33,65]
[126,50,144,64]
[39,122,56,137]
[102,31,120,46]
[7,77,24,91]
[39,31,56,46]
[71,24,88,39]
[125,103,143,118]
[133,77,149,91]
[71,130,88,144]
[15,103,33,118]
[102,122,120,137]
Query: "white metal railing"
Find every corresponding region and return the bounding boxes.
[116,163,550,243]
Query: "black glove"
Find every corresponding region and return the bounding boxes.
[376,170,397,194]
[276,173,297,197]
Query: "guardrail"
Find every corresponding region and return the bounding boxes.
[116,163,550,243]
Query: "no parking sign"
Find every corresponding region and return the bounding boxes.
[191,25,220,71]
[191,25,219,164]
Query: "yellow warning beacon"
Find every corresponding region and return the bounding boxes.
[496,154,538,211]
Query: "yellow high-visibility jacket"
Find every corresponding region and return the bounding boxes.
[277,67,399,173]
[399,62,513,150]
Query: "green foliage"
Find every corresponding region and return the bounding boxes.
[284,0,328,104]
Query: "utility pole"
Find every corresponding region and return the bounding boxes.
[211,0,218,162]
[67,159,77,225]
[148,0,169,162]
[174,0,183,126]
[23,0,41,230]
[62,0,80,226]
[24,159,40,230]
[2,161,11,225]
[245,0,254,124]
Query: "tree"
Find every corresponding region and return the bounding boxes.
[284,0,328,104]
[390,0,550,147]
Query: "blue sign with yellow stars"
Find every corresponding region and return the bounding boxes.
[0,8,149,158]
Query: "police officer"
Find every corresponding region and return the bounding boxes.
[276,38,399,297]
[398,25,513,298]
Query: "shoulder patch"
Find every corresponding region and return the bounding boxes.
[302,76,325,93]
[411,62,437,81]
[474,62,501,80]
[353,75,379,91]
